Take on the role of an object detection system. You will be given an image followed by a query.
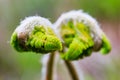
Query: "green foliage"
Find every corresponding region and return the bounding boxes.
[27,26,62,53]
[100,34,111,54]
[10,26,62,53]
[61,37,93,60]
[10,32,25,52]
[61,22,94,60]
[10,10,111,60]
[59,16,111,60]
[60,21,76,47]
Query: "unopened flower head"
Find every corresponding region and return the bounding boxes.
[54,10,111,60]
[54,10,103,41]
[10,16,62,53]
[15,16,53,36]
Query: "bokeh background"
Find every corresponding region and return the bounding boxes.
[0,0,120,80]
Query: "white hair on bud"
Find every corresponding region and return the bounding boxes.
[54,10,103,40]
[15,16,52,37]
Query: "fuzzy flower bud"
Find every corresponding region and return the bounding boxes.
[10,16,62,53]
[54,10,111,60]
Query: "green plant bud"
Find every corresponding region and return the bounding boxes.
[61,38,83,60]
[100,34,111,54]
[59,22,94,60]
[54,10,111,60]
[10,16,62,53]
[10,32,27,52]
[61,25,75,47]
[61,33,94,60]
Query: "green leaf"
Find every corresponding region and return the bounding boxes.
[100,34,111,54]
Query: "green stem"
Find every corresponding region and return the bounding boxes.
[64,60,79,80]
[45,52,55,80]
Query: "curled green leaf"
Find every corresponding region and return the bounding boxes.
[60,22,94,60]
[54,10,111,60]
[100,34,111,54]
[10,16,62,53]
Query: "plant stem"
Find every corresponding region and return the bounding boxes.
[45,52,55,80]
[62,43,79,80]
[64,60,79,80]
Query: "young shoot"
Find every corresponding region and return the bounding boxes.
[54,10,111,60]
[10,16,62,53]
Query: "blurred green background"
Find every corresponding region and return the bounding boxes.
[0,0,120,80]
